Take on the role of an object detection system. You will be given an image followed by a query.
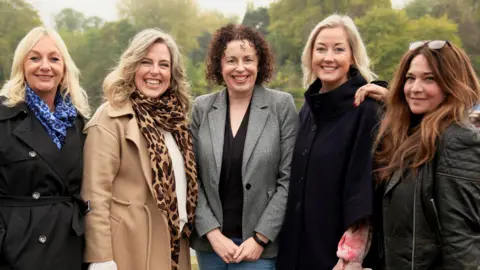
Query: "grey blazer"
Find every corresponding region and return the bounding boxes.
[190,85,299,258]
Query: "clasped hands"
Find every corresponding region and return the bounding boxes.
[206,229,267,264]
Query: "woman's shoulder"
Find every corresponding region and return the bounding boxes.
[85,101,131,133]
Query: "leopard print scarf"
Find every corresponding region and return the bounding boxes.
[131,90,198,270]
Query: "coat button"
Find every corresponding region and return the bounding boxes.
[29,151,37,158]
[302,149,308,156]
[297,176,304,183]
[245,183,251,190]
[32,192,40,200]
[312,125,317,132]
[38,235,47,244]
[295,202,301,211]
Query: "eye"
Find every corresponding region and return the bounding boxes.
[227,59,235,64]
[405,76,414,81]
[316,47,326,52]
[29,56,40,61]
[50,57,60,62]
[160,63,170,68]
[334,47,346,53]
[425,76,436,82]
[141,59,151,65]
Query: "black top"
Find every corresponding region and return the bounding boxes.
[219,92,251,238]
[277,68,380,270]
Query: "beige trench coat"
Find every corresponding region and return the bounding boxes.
[81,101,191,270]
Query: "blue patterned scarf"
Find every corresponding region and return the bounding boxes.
[25,85,77,149]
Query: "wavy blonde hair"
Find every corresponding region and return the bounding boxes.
[0,26,90,117]
[375,43,480,181]
[103,28,191,113]
[301,14,376,88]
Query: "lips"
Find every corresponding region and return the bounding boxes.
[232,75,248,83]
[321,66,337,71]
[145,79,161,86]
[35,75,54,80]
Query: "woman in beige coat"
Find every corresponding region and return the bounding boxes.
[81,28,198,270]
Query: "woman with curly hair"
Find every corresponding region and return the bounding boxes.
[82,28,198,270]
[190,24,299,269]
[375,40,480,269]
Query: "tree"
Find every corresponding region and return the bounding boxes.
[242,5,270,37]
[0,0,42,83]
[54,8,86,32]
[357,8,461,80]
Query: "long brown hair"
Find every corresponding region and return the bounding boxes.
[375,43,480,181]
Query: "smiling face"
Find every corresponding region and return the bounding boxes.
[23,36,64,95]
[404,54,446,115]
[311,26,353,91]
[221,39,258,94]
[134,42,172,98]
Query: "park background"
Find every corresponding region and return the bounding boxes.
[1,0,480,268]
[2,0,479,109]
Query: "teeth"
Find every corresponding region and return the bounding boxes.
[145,79,160,85]
[322,67,336,71]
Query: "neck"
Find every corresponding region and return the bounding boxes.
[227,88,253,106]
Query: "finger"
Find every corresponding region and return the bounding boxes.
[233,243,244,259]
[221,255,230,264]
[235,248,248,263]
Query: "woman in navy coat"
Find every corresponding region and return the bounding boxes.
[277,14,387,270]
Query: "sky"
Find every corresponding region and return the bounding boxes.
[27,0,408,28]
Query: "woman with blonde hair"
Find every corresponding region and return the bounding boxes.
[82,28,198,270]
[0,26,90,269]
[277,14,387,270]
[375,40,480,269]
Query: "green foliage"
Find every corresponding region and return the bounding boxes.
[0,0,41,82]
[357,8,461,81]
[0,0,479,113]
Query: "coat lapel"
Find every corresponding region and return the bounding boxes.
[107,100,155,198]
[384,169,404,196]
[242,85,269,179]
[13,113,65,183]
[208,90,226,183]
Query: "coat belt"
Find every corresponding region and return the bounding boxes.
[0,195,85,236]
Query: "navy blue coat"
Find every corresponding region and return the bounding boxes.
[276,69,380,270]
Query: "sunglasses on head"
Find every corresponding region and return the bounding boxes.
[408,40,451,51]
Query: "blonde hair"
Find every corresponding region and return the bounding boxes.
[103,28,191,112]
[301,14,376,88]
[0,26,90,118]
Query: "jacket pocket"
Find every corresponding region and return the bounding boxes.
[109,197,131,239]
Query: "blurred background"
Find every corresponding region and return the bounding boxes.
[1,0,479,110]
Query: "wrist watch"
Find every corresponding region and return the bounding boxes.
[253,233,268,248]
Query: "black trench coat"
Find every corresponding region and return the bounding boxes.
[0,101,86,270]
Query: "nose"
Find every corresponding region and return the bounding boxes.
[235,61,246,72]
[150,63,160,75]
[323,49,334,61]
[39,59,51,71]
[410,79,423,93]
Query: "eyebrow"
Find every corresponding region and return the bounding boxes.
[29,50,61,56]
[406,72,434,76]
[142,58,170,63]
[316,42,346,46]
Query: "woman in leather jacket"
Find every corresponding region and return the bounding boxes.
[373,40,480,270]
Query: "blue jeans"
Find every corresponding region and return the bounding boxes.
[196,238,276,270]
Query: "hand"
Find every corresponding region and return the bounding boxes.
[333,259,371,270]
[233,237,264,263]
[354,83,388,105]
[206,229,239,264]
[88,260,118,270]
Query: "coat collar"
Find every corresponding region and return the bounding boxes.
[208,84,269,183]
[0,100,28,120]
[305,67,367,120]
[106,99,135,118]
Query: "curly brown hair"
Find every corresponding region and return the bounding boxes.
[206,24,274,86]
